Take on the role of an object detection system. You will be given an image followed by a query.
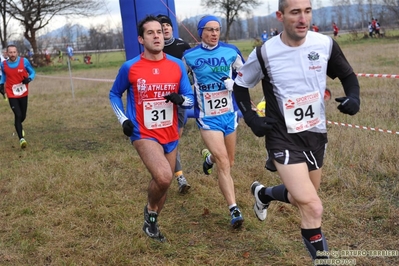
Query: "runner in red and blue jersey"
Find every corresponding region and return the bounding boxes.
[0,44,35,149]
[109,15,194,242]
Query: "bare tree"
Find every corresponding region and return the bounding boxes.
[87,25,110,51]
[5,0,104,63]
[382,0,399,18]
[315,0,328,30]
[355,0,366,29]
[178,20,198,44]
[114,23,124,50]
[246,16,258,39]
[0,0,10,48]
[201,0,261,42]
[367,0,376,19]
[332,0,350,29]
[61,23,76,48]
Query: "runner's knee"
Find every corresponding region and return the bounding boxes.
[153,170,174,189]
[300,198,323,220]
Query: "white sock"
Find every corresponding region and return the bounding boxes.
[206,155,213,165]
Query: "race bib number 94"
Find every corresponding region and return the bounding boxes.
[283,91,322,133]
[143,99,173,129]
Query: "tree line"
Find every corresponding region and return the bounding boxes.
[1,0,398,66]
[178,0,399,44]
[0,0,102,64]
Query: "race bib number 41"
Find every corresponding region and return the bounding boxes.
[143,99,174,130]
[12,83,27,96]
[283,91,322,133]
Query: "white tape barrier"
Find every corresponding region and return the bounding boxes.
[356,73,399,79]
[36,74,114,83]
[36,74,399,135]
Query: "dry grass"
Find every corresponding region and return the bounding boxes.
[0,37,398,265]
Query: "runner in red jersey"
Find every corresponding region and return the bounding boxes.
[109,15,194,242]
[0,44,36,149]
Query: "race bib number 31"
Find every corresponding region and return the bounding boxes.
[143,99,173,129]
[283,91,322,133]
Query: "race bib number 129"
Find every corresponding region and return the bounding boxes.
[203,90,232,116]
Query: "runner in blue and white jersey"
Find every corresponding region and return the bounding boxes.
[182,15,245,229]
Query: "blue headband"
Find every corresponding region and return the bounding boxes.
[197,15,221,38]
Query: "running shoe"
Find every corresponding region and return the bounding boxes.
[230,207,244,229]
[177,175,191,194]
[250,181,270,221]
[142,206,165,242]
[201,149,213,175]
[20,138,27,149]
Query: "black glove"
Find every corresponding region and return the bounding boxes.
[0,84,4,96]
[22,77,31,84]
[164,93,184,105]
[244,111,277,137]
[335,96,360,115]
[122,119,134,137]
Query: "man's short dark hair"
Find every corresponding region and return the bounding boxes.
[6,44,17,51]
[138,15,162,38]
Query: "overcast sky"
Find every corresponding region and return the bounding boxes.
[44,0,332,32]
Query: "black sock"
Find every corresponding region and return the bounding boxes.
[301,227,329,260]
[229,205,238,213]
[258,184,290,204]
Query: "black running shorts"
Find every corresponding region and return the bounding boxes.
[265,144,327,172]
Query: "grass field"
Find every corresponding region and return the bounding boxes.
[0,33,398,265]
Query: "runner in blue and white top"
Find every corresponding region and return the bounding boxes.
[182,15,245,229]
[183,36,243,121]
